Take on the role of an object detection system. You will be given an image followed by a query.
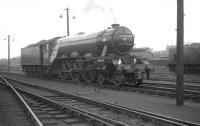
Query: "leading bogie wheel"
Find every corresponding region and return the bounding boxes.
[113,71,124,86]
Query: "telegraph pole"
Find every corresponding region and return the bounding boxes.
[176,0,184,106]
[64,8,70,36]
[7,35,11,71]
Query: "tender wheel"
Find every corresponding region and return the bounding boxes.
[135,79,143,86]
[113,71,124,86]
[97,72,105,85]
[83,65,96,83]
[25,71,29,77]
[52,74,59,78]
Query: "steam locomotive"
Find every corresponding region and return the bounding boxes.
[21,24,145,86]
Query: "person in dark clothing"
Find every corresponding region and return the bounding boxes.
[145,66,150,80]
[105,60,116,79]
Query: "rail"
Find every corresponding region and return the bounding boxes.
[4,75,200,126]
[0,76,43,126]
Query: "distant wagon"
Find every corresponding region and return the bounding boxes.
[168,43,200,74]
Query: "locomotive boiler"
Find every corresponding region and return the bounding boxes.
[55,24,134,58]
[21,24,145,86]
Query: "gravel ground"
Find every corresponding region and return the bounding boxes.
[0,81,34,126]
[4,74,200,124]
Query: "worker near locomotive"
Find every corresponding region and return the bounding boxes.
[21,24,147,86]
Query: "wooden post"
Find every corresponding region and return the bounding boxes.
[64,8,70,36]
[176,0,184,106]
[8,35,10,72]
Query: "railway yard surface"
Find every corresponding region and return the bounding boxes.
[1,73,200,125]
[144,79,200,87]
[1,3,200,125]
[0,76,40,126]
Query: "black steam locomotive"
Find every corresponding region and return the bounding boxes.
[21,24,145,86]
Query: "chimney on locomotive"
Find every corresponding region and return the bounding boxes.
[111,24,120,28]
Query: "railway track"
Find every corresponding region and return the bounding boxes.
[2,75,200,126]
[1,70,200,102]
[0,76,127,126]
[1,68,200,83]
[98,84,200,103]
[141,86,200,102]
[1,68,200,85]
[0,76,42,126]
[51,76,200,103]
[143,81,200,91]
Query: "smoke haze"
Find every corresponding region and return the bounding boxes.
[82,0,118,23]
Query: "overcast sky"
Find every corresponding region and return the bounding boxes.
[0,0,200,58]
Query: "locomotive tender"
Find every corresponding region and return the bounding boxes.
[21,24,145,86]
